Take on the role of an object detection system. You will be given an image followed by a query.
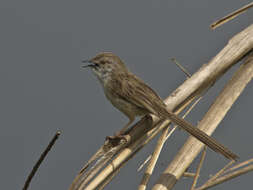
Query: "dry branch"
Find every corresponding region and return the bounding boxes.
[23,131,61,190]
[152,44,253,190]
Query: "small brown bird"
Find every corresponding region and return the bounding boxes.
[82,52,238,160]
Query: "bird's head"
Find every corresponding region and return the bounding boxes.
[82,52,127,81]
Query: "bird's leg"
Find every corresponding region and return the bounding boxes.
[106,117,135,142]
[115,117,135,136]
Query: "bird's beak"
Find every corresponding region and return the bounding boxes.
[81,60,95,68]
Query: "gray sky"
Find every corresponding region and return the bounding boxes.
[1,1,252,190]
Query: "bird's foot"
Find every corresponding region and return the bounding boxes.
[106,134,127,146]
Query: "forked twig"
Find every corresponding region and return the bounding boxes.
[22,131,61,190]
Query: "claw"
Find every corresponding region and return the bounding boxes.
[106,135,127,146]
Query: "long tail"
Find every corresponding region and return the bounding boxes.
[160,109,238,160]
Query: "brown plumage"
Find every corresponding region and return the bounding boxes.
[82,52,238,160]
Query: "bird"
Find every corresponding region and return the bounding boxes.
[82,52,238,160]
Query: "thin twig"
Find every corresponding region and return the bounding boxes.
[139,126,169,190]
[138,155,152,172]
[197,158,253,190]
[206,160,235,184]
[211,2,253,29]
[190,146,207,190]
[171,58,191,78]
[195,165,253,190]
[183,172,196,178]
[225,158,253,173]
[22,131,61,190]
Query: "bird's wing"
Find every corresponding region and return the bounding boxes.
[113,73,166,116]
[111,73,239,160]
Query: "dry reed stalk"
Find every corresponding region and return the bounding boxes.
[152,48,253,190]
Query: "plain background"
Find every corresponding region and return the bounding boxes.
[1,1,252,190]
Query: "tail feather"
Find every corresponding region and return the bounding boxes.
[160,109,238,160]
